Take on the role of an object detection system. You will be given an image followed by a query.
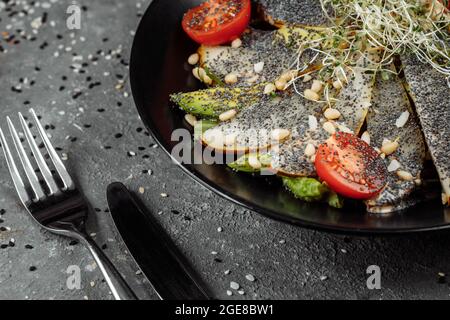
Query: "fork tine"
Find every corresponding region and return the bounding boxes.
[30,109,74,191]
[7,116,46,201]
[0,127,32,206]
[19,112,60,196]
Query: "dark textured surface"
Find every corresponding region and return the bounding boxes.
[0,0,450,300]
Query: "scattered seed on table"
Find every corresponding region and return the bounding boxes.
[238,290,245,295]
[135,270,142,275]
[101,244,107,250]
[160,193,168,198]
[138,187,145,194]
[320,276,328,281]
[226,290,232,296]
[8,238,15,247]
[211,251,218,255]
[217,227,222,232]
[171,210,179,215]
[279,239,285,244]
[25,244,34,249]
[0,244,8,249]
[29,266,37,272]
[230,281,239,290]
[341,249,347,254]
[245,274,255,282]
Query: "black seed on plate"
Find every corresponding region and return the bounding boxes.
[23,100,30,105]
[56,34,63,40]
[102,37,109,42]
[136,127,143,132]
[184,216,192,221]
[0,209,6,215]
[214,258,223,263]
[81,5,88,11]
[0,219,3,223]
[8,240,15,247]
[104,145,112,149]
[54,147,62,151]
[70,137,77,142]
[138,146,145,151]
[114,133,123,138]
[97,108,105,112]
[59,86,65,91]
[30,80,35,86]
[83,124,91,128]
[101,244,107,250]
[171,210,180,215]
[142,155,150,159]
[0,244,8,249]
[94,208,101,212]
[86,76,92,82]
[117,101,122,107]
[62,75,67,81]
[25,244,34,249]
[0,227,6,232]
[104,208,109,213]
[69,240,78,246]
[72,92,82,99]
[142,169,149,174]
[29,266,37,272]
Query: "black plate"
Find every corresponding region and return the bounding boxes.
[129,0,450,234]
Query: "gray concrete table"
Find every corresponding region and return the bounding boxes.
[0,0,449,300]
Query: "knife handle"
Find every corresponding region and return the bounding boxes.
[81,235,138,300]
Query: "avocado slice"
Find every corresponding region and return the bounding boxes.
[170,85,265,119]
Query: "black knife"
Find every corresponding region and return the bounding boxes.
[106,182,210,300]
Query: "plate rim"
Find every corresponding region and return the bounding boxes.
[129,0,450,235]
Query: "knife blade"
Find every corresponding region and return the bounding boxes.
[106,182,210,300]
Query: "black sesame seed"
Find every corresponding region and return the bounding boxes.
[171,210,180,215]
[29,266,37,272]
[25,244,34,249]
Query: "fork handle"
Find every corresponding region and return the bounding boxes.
[82,235,137,300]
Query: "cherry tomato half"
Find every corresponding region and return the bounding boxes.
[315,132,387,200]
[182,0,251,46]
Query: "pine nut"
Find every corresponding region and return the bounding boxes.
[187,53,199,65]
[192,67,201,80]
[270,128,290,141]
[397,170,414,181]
[281,70,297,82]
[202,74,213,85]
[184,114,197,126]
[304,89,320,101]
[381,141,399,155]
[264,83,276,94]
[231,38,242,48]
[248,154,261,169]
[275,79,287,91]
[323,121,336,134]
[247,75,259,84]
[387,159,401,172]
[304,143,316,157]
[225,73,238,84]
[302,74,312,82]
[361,131,370,145]
[198,67,207,80]
[311,80,323,93]
[254,61,264,74]
[219,109,237,121]
[332,80,342,89]
[324,108,341,120]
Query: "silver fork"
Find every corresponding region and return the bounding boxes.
[0,109,136,300]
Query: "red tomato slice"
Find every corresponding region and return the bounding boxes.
[182,0,251,46]
[315,132,387,200]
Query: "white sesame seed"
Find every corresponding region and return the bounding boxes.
[270,128,290,141]
[323,121,336,134]
[395,111,410,128]
[304,143,316,157]
[139,187,145,194]
[254,61,264,74]
[230,281,240,290]
[308,115,318,131]
[160,193,168,197]
[184,114,197,126]
[381,141,399,155]
[397,170,414,181]
[361,131,371,145]
[226,290,233,296]
[245,274,256,282]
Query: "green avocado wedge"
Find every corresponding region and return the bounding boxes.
[228,153,272,173]
[170,85,265,119]
[282,177,344,208]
